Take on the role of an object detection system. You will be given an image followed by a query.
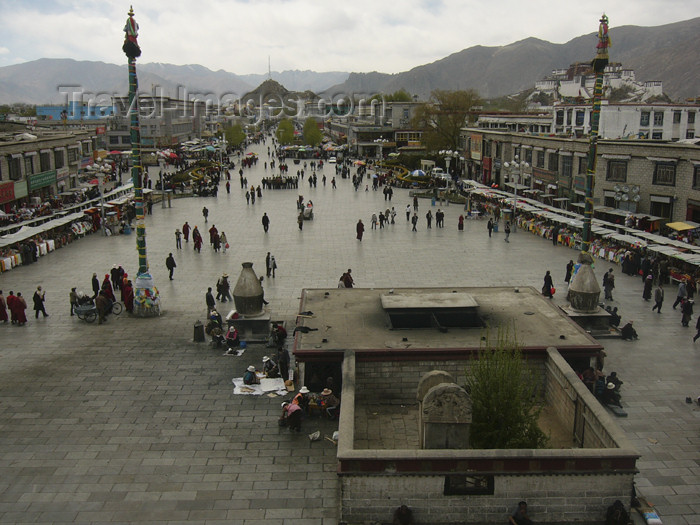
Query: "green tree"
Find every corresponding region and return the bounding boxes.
[368,89,413,103]
[276,118,295,145]
[302,117,323,146]
[412,89,482,152]
[223,123,247,147]
[466,330,549,449]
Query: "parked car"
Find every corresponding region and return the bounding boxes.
[328,156,337,163]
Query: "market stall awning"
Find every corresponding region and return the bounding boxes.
[666,221,696,232]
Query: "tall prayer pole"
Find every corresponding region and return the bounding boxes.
[123,6,160,316]
[581,14,611,253]
[567,15,610,314]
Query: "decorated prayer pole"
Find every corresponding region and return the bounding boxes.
[581,14,611,253]
[123,6,160,316]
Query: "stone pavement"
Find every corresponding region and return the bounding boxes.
[0,140,698,524]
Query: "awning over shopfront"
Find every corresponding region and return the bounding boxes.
[665,222,696,232]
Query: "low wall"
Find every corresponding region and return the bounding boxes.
[340,472,633,524]
[338,349,639,524]
[545,348,626,449]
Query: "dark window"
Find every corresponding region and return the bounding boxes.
[566,109,573,125]
[536,151,545,168]
[444,475,494,496]
[650,198,672,220]
[687,130,695,139]
[483,141,491,157]
[121,136,131,144]
[688,112,695,124]
[548,152,558,172]
[82,142,91,156]
[67,148,78,164]
[606,160,627,182]
[673,111,681,124]
[561,156,572,178]
[653,112,664,126]
[40,152,51,172]
[652,132,663,140]
[54,150,64,169]
[575,111,585,126]
[556,111,564,125]
[109,136,119,145]
[640,112,650,126]
[524,148,532,165]
[693,166,700,189]
[7,156,22,180]
[24,156,34,176]
[653,163,675,186]
[578,156,587,175]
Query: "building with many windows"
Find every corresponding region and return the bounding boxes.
[461,127,700,223]
[0,129,95,212]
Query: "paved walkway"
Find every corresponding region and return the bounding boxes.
[1,140,699,524]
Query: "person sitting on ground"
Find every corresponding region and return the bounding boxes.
[280,401,302,432]
[581,367,597,393]
[224,327,240,351]
[606,371,623,392]
[509,501,534,525]
[620,320,638,340]
[243,365,259,385]
[319,388,340,419]
[262,355,279,378]
[601,382,623,408]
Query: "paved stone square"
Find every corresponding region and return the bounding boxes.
[1,140,699,524]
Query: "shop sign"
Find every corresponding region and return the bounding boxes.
[14,180,28,199]
[28,170,57,191]
[0,181,15,205]
[56,167,70,181]
[470,134,482,161]
[532,167,556,183]
[95,126,105,134]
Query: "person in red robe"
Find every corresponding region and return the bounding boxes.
[123,280,134,313]
[5,291,16,324]
[102,274,116,302]
[13,292,28,325]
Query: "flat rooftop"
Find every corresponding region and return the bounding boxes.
[294,286,602,356]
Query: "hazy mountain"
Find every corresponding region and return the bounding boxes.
[139,63,253,97]
[239,70,349,94]
[324,17,700,101]
[0,17,697,105]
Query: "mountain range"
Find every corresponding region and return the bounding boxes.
[0,17,697,105]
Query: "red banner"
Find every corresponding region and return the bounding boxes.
[0,182,15,205]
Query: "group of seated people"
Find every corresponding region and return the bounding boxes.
[579,367,624,408]
[206,310,240,352]
[278,385,341,431]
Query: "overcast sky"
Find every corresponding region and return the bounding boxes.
[1,0,698,74]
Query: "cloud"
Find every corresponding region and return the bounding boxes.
[0,0,698,75]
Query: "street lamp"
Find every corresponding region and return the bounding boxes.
[374,138,388,160]
[503,155,530,233]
